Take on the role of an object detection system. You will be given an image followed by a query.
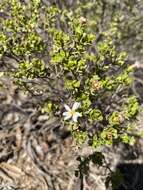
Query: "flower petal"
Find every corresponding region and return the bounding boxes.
[64,104,71,111]
[72,112,82,122]
[63,112,72,120]
[72,102,81,110]
[63,112,68,116]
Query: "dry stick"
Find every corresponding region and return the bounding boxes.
[67,175,75,190]
[75,177,84,190]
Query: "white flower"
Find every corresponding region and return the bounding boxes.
[63,102,82,122]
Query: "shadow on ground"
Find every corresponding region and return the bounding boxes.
[116,163,143,190]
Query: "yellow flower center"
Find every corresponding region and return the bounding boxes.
[70,110,76,116]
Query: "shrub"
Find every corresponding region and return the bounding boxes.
[0,0,141,188]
